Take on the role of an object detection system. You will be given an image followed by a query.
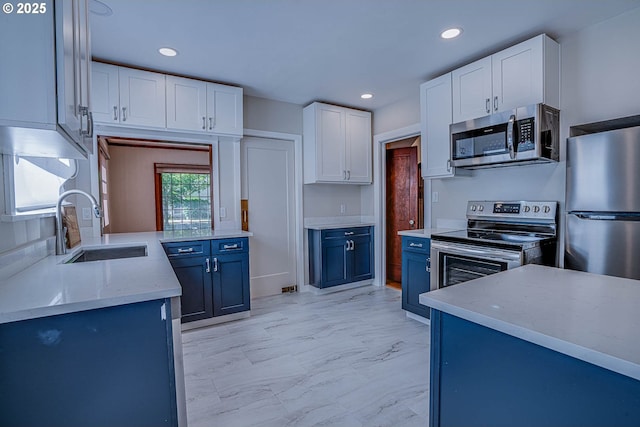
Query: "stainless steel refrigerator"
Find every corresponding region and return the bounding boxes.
[565,124,640,279]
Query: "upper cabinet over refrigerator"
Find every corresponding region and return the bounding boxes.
[0,0,93,159]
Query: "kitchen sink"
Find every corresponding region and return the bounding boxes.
[66,245,148,263]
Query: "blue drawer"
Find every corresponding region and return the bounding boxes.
[211,237,248,254]
[401,236,430,253]
[322,226,371,240]
[163,240,210,257]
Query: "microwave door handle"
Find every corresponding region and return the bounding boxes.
[507,114,516,159]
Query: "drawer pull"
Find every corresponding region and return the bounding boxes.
[177,247,194,253]
[223,243,239,250]
[409,243,423,248]
[344,231,355,236]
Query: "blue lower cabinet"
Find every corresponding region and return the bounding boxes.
[164,237,250,323]
[401,236,431,319]
[430,311,640,426]
[309,226,374,289]
[212,252,250,316]
[0,299,178,427]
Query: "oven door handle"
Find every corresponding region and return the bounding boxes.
[431,241,522,264]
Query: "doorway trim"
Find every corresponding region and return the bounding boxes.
[373,123,430,287]
[242,129,305,292]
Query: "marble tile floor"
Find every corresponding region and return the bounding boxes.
[182,285,430,427]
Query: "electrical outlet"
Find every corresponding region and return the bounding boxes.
[82,207,91,220]
[220,207,227,218]
[340,204,346,214]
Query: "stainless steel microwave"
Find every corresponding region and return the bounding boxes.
[450,104,560,169]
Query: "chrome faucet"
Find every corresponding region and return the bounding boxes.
[56,190,101,255]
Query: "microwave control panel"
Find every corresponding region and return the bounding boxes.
[516,117,535,152]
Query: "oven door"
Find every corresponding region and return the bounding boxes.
[430,240,523,290]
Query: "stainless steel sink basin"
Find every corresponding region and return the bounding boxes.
[66,245,148,263]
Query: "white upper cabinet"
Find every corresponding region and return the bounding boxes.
[91,63,166,128]
[56,0,92,149]
[452,57,492,123]
[91,62,120,123]
[420,73,455,179]
[303,102,372,184]
[452,34,559,123]
[166,77,243,136]
[118,68,166,128]
[0,0,93,159]
[205,83,243,136]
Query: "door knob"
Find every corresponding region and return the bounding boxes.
[409,219,415,227]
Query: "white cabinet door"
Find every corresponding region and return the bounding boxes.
[91,62,120,123]
[421,73,454,178]
[206,83,243,136]
[315,104,346,182]
[345,109,372,183]
[452,57,492,123]
[118,68,166,128]
[166,75,207,132]
[492,35,544,113]
[55,0,91,147]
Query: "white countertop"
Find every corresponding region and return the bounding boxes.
[0,230,252,324]
[420,265,640,380]
[397,228,459,238]
[305,222,375,230]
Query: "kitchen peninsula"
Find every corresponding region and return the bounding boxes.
[420,265,640,427]
[0,229,250,427]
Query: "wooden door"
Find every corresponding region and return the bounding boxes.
[386,147,418,283]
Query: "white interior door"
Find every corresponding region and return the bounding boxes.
[241,137,297,298]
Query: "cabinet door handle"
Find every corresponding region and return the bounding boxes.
[122,107,127,121]
[486,98,491,114]
[347,170,351,180]
[202,116,206,130]
[446,159,452,172]
[87,111,94,138]
[409,242,423,248]
[350,240,355,251]
[205,258,211,273]
[177,247,194,253]
[209,117,214,130]
[113,106,118,121]
[223,243,239,250]
[494,96,498,111]
[343,170,347,180]
[213,257,219,272]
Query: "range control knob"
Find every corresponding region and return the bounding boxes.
[523,206,531,213]
[470,205,477,212]
[478,205,484,212]
[533,206,541,213]
[543,205,551,213]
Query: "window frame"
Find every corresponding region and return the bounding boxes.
[154,163,214,231]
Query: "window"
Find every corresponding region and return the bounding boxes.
[2,155,77,215]
[155,164,212,231]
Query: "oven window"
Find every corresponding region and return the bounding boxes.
[441,254,507,287]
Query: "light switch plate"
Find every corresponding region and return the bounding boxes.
[220,207,227,218]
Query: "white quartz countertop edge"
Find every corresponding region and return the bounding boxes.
[420,294,640,381]
[305,223,375,230]
[398,228,459,238]
[419,266,640,380]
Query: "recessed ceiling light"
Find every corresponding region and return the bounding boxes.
[361,93,374,99]
[158,47,178,57]
[441,28,462,39]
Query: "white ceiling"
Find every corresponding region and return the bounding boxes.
[90,0,640,111]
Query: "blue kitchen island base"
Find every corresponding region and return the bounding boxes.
[0,299,179,427]
[429,310,640,427]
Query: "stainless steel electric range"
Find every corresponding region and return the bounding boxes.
[430,200,558,289]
